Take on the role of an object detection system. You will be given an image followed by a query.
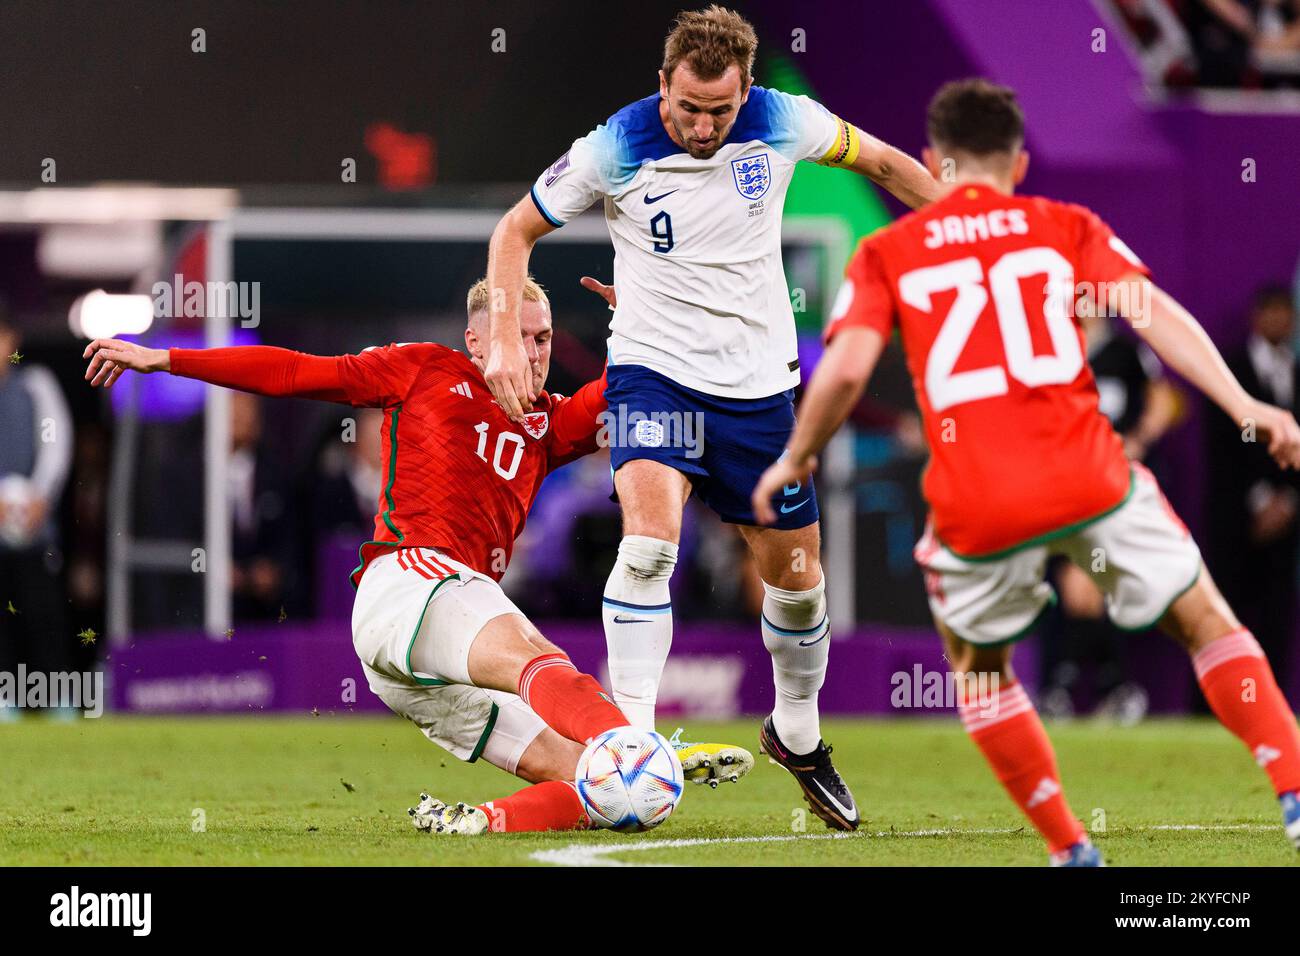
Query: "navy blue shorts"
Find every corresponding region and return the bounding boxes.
[603,364,818,530]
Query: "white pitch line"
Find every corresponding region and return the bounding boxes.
[1144,824,1272,831]
[529,824,1276,867]
[530,832,859,867]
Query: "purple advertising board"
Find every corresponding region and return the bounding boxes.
[110,618,1222,719]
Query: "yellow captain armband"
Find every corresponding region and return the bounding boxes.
[817,117,860,168]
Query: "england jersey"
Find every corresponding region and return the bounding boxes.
[530,87,852,399]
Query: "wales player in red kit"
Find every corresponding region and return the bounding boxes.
[754,80,1300,864]
[84,276,683,835]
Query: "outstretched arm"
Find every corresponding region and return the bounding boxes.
[83,339,353,403]
[1117,277,1300,468]
[485,197,558,420]
[842,125,941,210]
[751,326,888,524]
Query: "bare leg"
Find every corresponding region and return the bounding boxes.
[455,612,627,747]
[464,612,563,693]
[616,458,692,542]
[1155,569,1241,653]
[512,727,585,784]
[736,522,823,591]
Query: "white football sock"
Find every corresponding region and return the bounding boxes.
[602,535,678,731]
[761,575,830,755]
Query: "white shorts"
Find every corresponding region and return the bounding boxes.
[352,547,546,769]
[914,465,1202,646]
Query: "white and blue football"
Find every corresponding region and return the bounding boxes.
[575,727,684,832]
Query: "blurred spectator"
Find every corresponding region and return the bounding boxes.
[1183,0,1300,87]
[1205,284,1299,688]
[503,452,758,622]
[1115,0,1300,88]
[0,308,74,711]
[1111,0,1200,87]
[307,407,384,616]
[676,507,758,621]
[504,452,623,616]
[65,424,109,669]
[228,391,295,621]
[313,406,385,537]
[1040,309,1181,721]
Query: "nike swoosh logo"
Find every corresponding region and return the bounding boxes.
[779,500,809,514]
[643,189,679,204]
[798,630,829,648]
[811,778,857,822]
[613,614,652,625]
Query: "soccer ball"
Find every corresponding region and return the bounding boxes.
[575,727,684,831]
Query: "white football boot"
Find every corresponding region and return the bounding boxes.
[408,793,490,835]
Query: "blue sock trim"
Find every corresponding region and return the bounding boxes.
[603,597,672,614]
[760,613,829,638]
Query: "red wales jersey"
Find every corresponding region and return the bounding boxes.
[169,343,606,584]
[824,184,1149,557]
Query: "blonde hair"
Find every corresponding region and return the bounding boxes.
[663,5,758,84]
[465,275,549,322]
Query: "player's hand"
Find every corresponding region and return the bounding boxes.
[82,339,170,388]
[484,335,535,421]
[1240,399,1300,470]
[751,453,817,526]
[580,276,617,309]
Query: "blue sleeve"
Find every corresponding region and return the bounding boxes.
[749,87,841,163]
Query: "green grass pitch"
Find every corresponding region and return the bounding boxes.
[1,715,1295,866]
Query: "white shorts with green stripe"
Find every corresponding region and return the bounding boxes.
[352,547,545,770]
[914,464,1202,646]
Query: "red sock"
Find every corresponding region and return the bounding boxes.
[479,780,589,832]
[959,679,1085,853]
[518,652,628,745]
[1194,629,1300,796]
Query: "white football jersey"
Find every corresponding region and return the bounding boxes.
[531,87,849,398]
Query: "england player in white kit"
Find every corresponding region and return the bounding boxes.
[483,6,939,830]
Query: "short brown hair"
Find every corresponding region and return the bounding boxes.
[927,79,1024,156]
[663,5,757,84]
[465,275,548,321]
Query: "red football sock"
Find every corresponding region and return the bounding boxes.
[518,652,628,745]
[479,780,589,833]
[959,679,1085,853]
[1194,629,1300,796]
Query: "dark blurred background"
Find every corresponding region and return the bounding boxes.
[1,0,1298,721]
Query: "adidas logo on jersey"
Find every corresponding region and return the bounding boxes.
[1254,744,1282,768]
[1025,776,1061,809]
[449,382,473,398]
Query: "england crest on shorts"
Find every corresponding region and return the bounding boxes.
[634,419,665,447]
[731,152,770,200]
[522,411,549,440]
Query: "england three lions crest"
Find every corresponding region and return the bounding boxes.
[522,411,549,440]
[731,153,771,200]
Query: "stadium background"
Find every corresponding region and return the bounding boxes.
[2,0,1300,726]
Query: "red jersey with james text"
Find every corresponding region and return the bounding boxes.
[824,184,1149,557]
